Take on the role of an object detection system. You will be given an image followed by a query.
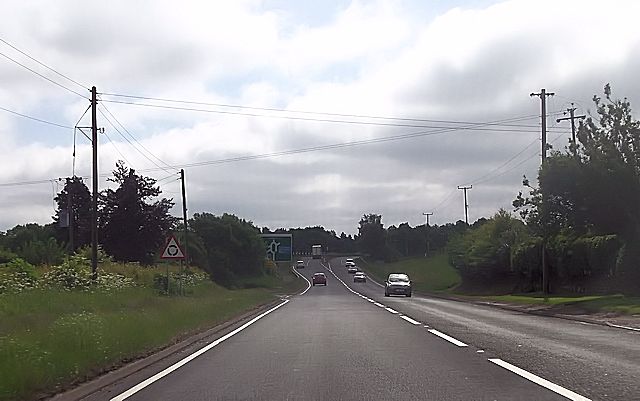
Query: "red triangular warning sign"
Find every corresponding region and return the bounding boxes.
[161,236,185,259]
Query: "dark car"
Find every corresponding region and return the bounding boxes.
[312,272,327,286]
[347,265,358,274]
[384,273,411,297]
[296,260,305,269]
[353,272,366,283]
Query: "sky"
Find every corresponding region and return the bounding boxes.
[1,0,639,235]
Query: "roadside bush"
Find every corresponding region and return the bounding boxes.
[0,258,39,294]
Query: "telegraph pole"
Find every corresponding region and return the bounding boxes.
[91,86,98,281]
[556,104,585,153]
[66,177,74,253]
[530,88,554,295]
[180,168,189,266]
[530,89,555,163]
[457,185,472,225]
[423,212,433,257]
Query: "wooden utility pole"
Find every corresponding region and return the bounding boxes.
[66,177,74,253]
[530,89,555,163]
[556,104,585,153]
[457,185,472,225]
[530,88,554,295]
[180,168,189,266]
[423,212,432,257]
[91,86,98,281]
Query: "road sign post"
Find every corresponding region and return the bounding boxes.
[161,236,185,295]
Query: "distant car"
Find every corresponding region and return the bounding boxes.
[296,260,305,269]
[347,265,358,274]
[312,272,327,286]
[345,258,354,266]
[345,261,356,268]
[385,273,412,297]
[353,272,366,283]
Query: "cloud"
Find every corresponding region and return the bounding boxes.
[1,0,640,235]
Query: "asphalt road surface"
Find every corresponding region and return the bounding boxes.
[78,257,639,401]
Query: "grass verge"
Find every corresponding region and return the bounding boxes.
[357,254,460,293]
[476,293,640,315]
[0,265,302,401]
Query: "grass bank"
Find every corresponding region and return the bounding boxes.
[476,293,640,315]
[0,264,302,401]
[357,254,460,293]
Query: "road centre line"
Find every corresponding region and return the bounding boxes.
[373,302,385,308]
[110,299,290,401]
[385,307,399,314]
[488,358,591,401]
[428,329,468,347]
[399,315,421,325]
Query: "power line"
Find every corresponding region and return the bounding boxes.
[0,49,88,99]
[470,136,541,185]
[100,103,175,172]
[100,91,563,127]
[0,105,73,129]
[101,98,566,132]
[102,130,134,168]
[0,37,88,90]
[98,106,175,174]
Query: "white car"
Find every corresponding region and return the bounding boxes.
[345,258,354,266]
[347,265,358,274]
[353,272,366,283]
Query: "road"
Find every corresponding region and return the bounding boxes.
[76,257,639,401]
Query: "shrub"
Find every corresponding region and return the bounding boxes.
[0,258,39,294]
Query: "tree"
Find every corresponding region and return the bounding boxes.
[99,161,175,264]
[52,176,91,251]
[514,85,640,282]
[357,214,386,260]
[189,213,265,285]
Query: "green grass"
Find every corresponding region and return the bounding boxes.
[358,254,460,293]
[0,264,303,401]
[476,294,640,315]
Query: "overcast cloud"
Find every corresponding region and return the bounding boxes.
[1,0,639,234]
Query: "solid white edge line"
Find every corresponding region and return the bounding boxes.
[606,322,640,332]
[291,266,312,295]
[400,315,421,325]
[110,299,290,401]
[428,329,468,347]
[488,358,591,401]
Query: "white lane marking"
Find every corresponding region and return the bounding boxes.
[110,299,290,401]
[373,302,385,308]
[400,315,421,325]
[488,358,591,401]
[291,266,312,296]
[384,307,399,314]
[428,329,468,347]
[606,322,640,332]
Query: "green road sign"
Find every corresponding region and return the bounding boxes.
[261,234,292,262]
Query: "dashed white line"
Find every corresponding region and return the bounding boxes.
[428,329,468,347]
[110,299,290,401]
[488,358,591,401]
[400,315,421,325]
[384,307,399,314]
[373,302,385,308]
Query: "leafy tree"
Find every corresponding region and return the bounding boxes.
[99,161,175,264]
[514,85,640,283]
[448,209,529,284]
[52,176,92,251]
[357,213,386,260]
[189,213,265,285]
[0,223,64,265]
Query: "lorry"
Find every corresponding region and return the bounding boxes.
[311,244,322,259]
